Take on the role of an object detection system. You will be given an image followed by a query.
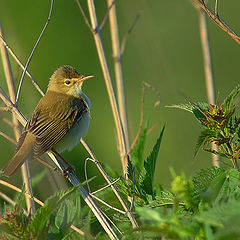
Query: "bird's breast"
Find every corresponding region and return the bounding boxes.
[54,110,90,153]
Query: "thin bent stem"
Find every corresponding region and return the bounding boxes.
[81,139,138,228]
[199,9,220,167]
[16,0,54,102]
[86,0,128,176]
[107,0,130,151]
[0,24,36,214]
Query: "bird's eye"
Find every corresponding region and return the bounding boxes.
[64,80,71,85]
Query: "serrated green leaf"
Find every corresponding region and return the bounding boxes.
[168,102,210,113]
[28,184,84,236]
[54,192,81,231]
[127,156,133,181]
[222,85,240,113]
[140,125,165,196]
[192,167,225,203]
[194,129,219,157]
[131,120,149,179]
[201,171,227,204]
[217,169,240,201]
[149,190,175,207]
[192,108,207,123]
[196,196,240,231]
[166,103,194,112]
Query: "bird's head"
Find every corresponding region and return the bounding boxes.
[48,65,93,96]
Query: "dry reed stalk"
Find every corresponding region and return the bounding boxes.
[107,0,130,150]
[0,24,36,214]
[86,0,128,176]
[198,8,220,167]
[0,87,119,239]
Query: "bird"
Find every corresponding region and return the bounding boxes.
[2,65,93,176]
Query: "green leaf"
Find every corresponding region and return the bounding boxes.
[149,190,175,207]
[54,192,81,230]
[222,85,240,113]
[131,120,149,178]
[140,125,165,196]
[194,129,219,157]
[217,169,240,201]
[167,102,209,113]
[127,156,133,181]
[196,196,240,237]
[28,184,84,236]
[201,171,227,204]
[192,167,225,203]
[171,174,198,211]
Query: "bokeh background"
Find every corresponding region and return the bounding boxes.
[0,0,239,199]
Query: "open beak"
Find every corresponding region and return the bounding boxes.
[75,75,94,84]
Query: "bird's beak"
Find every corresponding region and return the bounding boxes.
[75,75,94,85]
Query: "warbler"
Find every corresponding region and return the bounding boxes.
[2,65,93,176]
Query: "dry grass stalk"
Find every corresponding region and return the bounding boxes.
[0,24,36,214]
[107,0,130,151]
[198,8,220,167]
[79,0,128,177]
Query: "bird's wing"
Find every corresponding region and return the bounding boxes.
[21,93,87,157]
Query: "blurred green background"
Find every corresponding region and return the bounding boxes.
[0,0,239,199]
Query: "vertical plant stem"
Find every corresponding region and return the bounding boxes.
[0,24,36,214]
[87,0,128,176]
[199,9,220,167]
[107,0,130,150]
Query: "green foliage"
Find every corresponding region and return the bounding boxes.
[140,124,165,197]
[28,185,81,236]
[1,85,239,239]
[130,120,149,179]
[123,124,166,205]
[172,85,240,164]
[0,184,92,239]
[222,85,240,113]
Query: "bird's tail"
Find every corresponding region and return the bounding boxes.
[2,134,35,177]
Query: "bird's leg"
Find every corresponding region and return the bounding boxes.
[51,149,76,176]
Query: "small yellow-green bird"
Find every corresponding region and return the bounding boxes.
[2,65,93,176]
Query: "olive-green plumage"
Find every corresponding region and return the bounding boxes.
[2,66,93,176]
